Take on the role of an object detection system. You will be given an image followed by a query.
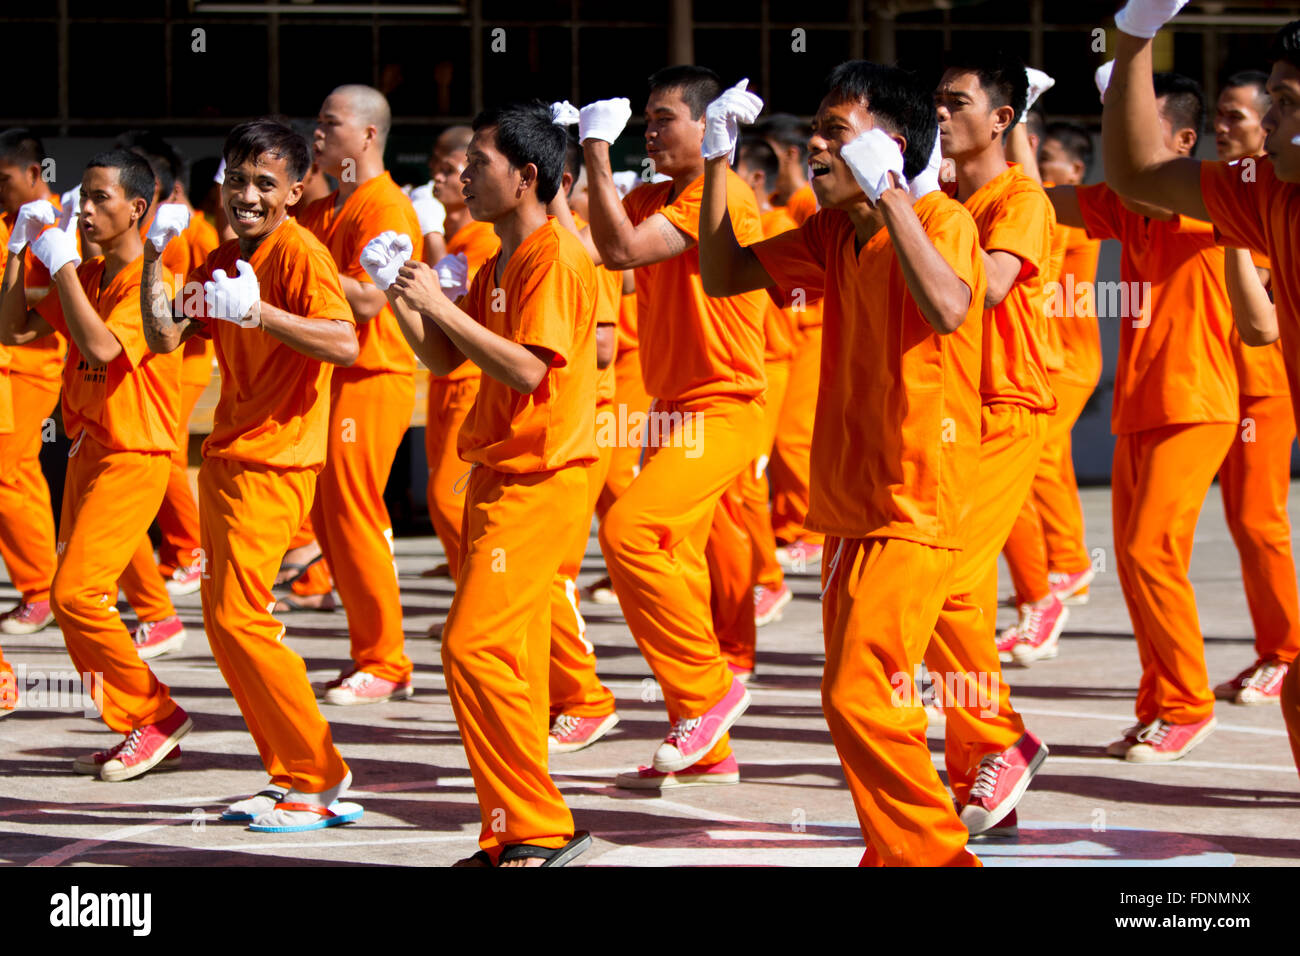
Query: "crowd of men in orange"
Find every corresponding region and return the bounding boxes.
[0,0,1297,865]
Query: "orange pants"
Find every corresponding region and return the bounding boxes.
[596,348,650,519]
[0,372,59,602]
[443,463,586,858]
[1219,393,1300,665]
[769,325,823,547]
[599,395,763,766]
[549,433,616,718]
[51,434,178,734]
[199,456,349,793]
[155,380,205,574]
[287,516,333,597]
[1113,422,1237,725]
[424,374,480,577]
[1002,378,1095,601]
[927,404,1043,803]
[821,535,978,867]
[311,368,414,685]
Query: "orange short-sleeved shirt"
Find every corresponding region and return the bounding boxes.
[957,164,1056,411]
[297,171,423,376]
[187,217,354,470]
[1228,249,1288,397]
[1077,181,1237,435]
[572,213,619,407]
[177,215,221,389]
[35,255,180,454]
[623,170,768,402]
[775,183,819,226]
[456,218,598,473]
[0,225,11,431]
[3,202,68,381]
[751,194,987,548]
[1053,222,1103,388]
[1039,194,1071,374]
[758,206,802,363]
[437,218,501,383]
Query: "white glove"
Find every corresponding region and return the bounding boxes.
[204,259,260,327]
[30,226,81,277]
[57,186,81,234]
[214,158,226,185]
[411,192,445,235]
[840,128,905,204]
[434,252,469,300]
[908,131,944,200]
[1114,0,1189,38]
[1021,68,1056,123]
[360,230,414,292]
[146,203,191,253]
[550,100,580,126]
[578,98,632,145]
[8,200,56,254]
[611,170,640,197]
[702,79,765,162]
[1095,61,1115,103]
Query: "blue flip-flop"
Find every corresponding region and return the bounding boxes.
[220,789,287,823]
[247,800,364,833]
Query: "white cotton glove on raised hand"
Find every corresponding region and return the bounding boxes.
[57,185,81,235]
[702,79,765,162]
[411,191,445,236]
[1095,61,1115,103]
[578,97,632,145]
[550,100,580,126]
[204,259,260,327]
[434,252,469,300]
[8,199,56,254]
[146,203,191,253]
[360,230,414,292]
[1021,68,1056,123]
[31,225,81,276]
[908,131,944,201]
[1114,0,1189,38]
[841,128,906,204]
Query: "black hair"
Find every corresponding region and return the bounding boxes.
[471,100,566,203]
[647,65,724,121]
[1153,72,1206,145]
[1222,70,1271,111]
[222,118,312,182]
[85,149,156,217]
[563,135,583,181]
[0,128,45,169]
[1267,20,1300,71]
[757,113,811,162]
[824,60,936,180]
[113,130,183,199]
[1043,121,1094,172]
[943,50,1029,122]
[737,137,780,188]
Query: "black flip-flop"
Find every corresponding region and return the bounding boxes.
[452,850,494,867]
[496,831,592,867]
[275,553,325,586]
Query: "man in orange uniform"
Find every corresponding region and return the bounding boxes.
[576,68,766,789]
[296,85,423,705]
[0,130,64,636]
[924,52,1052,836]
[0,220,16,714]
[1210,72,1300,706]
[701,62,987,865]
[1054,67,1238,762]
[380,101,597,866]
[0,149,191,780]
[423,125,499,586]
[141,119,362,831]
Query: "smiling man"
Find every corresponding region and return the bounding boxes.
[140,118,362,832]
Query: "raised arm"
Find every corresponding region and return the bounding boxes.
[879,185,972,334]
[699,154,775,297]
[141,249,200,354]
[583,140,691,270]
[0,253,54,347]
[1224,248,1277,346]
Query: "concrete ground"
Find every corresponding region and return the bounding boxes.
[1,484,1297,868]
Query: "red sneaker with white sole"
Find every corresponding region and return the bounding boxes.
[754,583,793,626]
[615,754,740,789]
[1124,716,1216,763]
[1010,597,1068,665]
[967,807,1018,842]
[1105,722,1144,758]
[0,664,16,717]
[0,600,54,635]
[164,563,203,597]
[549,712,620,754]
[99,707,193,781]
[959,732,1048,834]
[132,615,187,660]
[585,576,618,605]
[996,626,1019,664]
[323,670,413,705]
[1048,568,1094,605]
[652,677,750,773]
[74,744,183,774]
[1215,660,1287,705]
[775,541,823,574]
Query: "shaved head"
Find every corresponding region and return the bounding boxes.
[330,84,392,145]
[436,125,473,156]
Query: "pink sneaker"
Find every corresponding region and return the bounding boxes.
[0,600,54,635]
[1125,716,1217,763]
[615,754,740,790]
[776,541,823,574]
[996,626,1019,664]
[0,664,16,717]
[1048,568,1094,605]
[585,575,619,606]
[652,677,750,773]
[549,712,620,754]
[727,660,754,684]
[967,807,1018,842]
[164,563,203,597]
[1010,596,1068,665]
[323,670,413,705]
[132,615,187,660]
[1216,660,1287,705]
[99,707,193,781]
[1105,722,1145,758]
[754,583,792,626]
[74,744,183,774]
[958,732,1048,835]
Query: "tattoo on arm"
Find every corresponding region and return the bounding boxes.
[654,216,691,258]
